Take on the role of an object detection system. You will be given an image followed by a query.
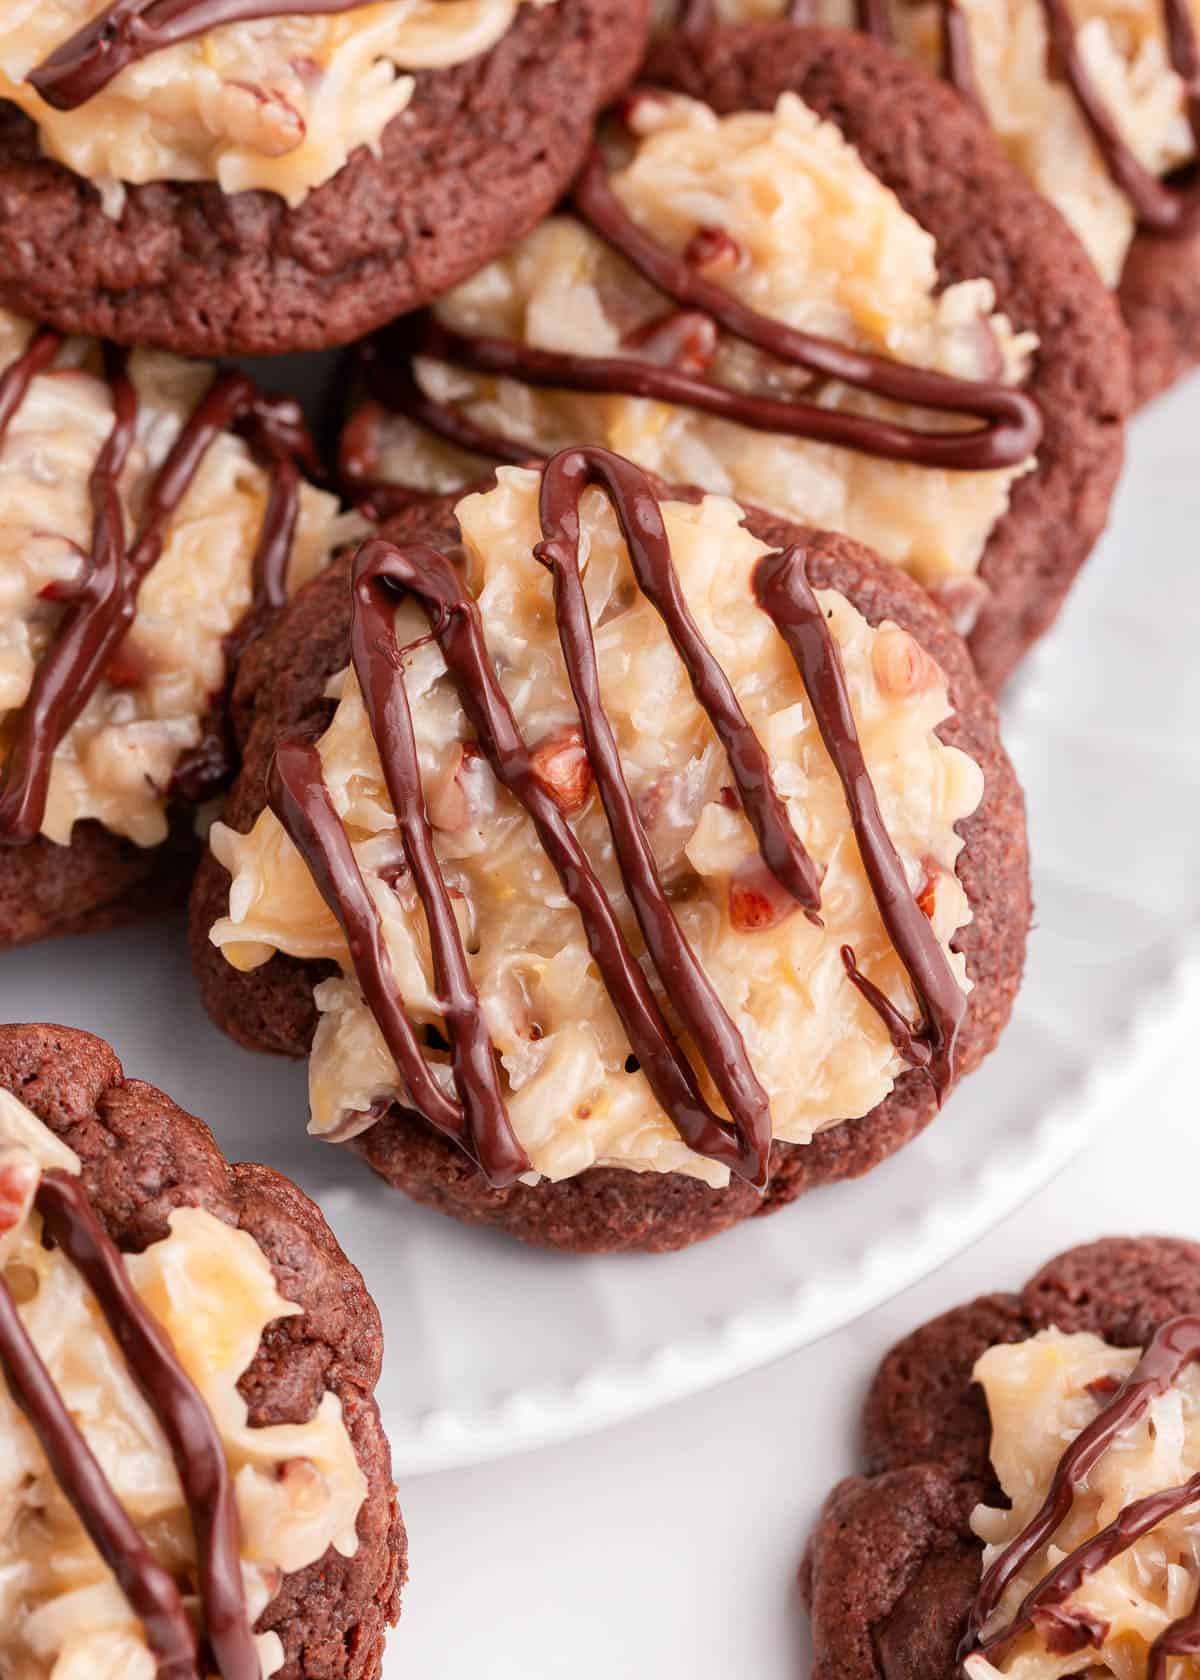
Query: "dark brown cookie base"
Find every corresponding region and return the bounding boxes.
[188,486,1030,1255]
[641,24,1131,693]
[0,1022,405,1680]
[803,1236,1200,1679]
[1120,229,1200,407]
[0,813,199,954]
[0,0,648,356]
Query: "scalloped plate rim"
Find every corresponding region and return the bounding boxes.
[391,934,1200,1475]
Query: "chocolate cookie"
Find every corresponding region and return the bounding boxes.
[1119,230,1200,406]
[659,0,1200,406]
[803,1235,1200,1679]
[0,1020,404,1679]
[0,0,648,357]
[189,446,1029,1254]
[0,315,353,951]
[341,24,1129,694]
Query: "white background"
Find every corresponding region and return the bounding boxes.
[393,1039,1194,1677]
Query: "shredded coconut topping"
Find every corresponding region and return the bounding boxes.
[0,1087,367,1680]
[0,0,557,210]
[209,467,981,1187]
[364,91,1037,601]
[968,1328,1200,1679]
[0,311,359,848]
[672,0,1200,284]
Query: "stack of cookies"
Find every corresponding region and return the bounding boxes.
[0,0,1193,1673]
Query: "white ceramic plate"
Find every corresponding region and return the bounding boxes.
[2,377,1198,1478]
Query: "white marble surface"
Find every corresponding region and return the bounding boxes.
[390,1034,1196,1677]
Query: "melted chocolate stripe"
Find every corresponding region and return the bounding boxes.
[753,544,965,1090]
[0,346,139,844]
[572,148,1041,470]
[960,1315,1200,1669]
[358,349,534,479]
[974,1472,1200,1666]
[542,447,821,911]
[30,0,373,110]
[0,1252,201,1680]
[535,448,774,1183]
[338,537,765,1181]
[1036,0,1200,234]
[940,0,983,115]
[36,1171,260,1680]
[860,0,1200,237]
[368,134,1042,482]
[0,329,63,436]
[351,542,530,1187]
[0,351,315,840]
[267,737,474,1150]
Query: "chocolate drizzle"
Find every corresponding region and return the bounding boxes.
[272,445,966,1184]
[0,1168,259,1680]
[960,1315,1200,1676]
[29,0,375,110]
[857,0,1200,238]
[0,329,314,842]
[753,544,964,1089]
[358,135,1042,491]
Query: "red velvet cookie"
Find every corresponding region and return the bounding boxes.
[0,1021,404,1680]
[189,446,1029,1254]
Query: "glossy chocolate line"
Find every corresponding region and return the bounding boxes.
[861,0,1200,236]
[971,1471,1200,1667]
[371,143,1041,477]
[36,1170,260,1680]
[350,541,530,1186]
[959,1314,1200,1668]
[543,448,822,912]
[0,328,63,437]
[267,736,487,1161]
[1035,0,1200,235]
[170,397,317,804]
[939,0,982,115]
[535,448,775,1181]
[359,348,534,477]
[0,344,140,843]
[753,544,965,1090]
[0,353,314,839]
[30,0,374,110]
[0,1247,201,1680]
[336,536,770,1182]
[572,148,1041,469]
[855,0,891,40]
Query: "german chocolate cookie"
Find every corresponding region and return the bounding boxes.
[190,447,1029,1254]
[802,1236,1200,1680]
[0,313,357,951]
[342,25,1130,692]
[0,0,649,357]
[0,1021,404,1680]
[656,0,1200,406]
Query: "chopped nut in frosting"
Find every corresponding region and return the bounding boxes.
[967,1328,1200,1678]
[0,312,360,849]
[660,0,1200,285]
[209,467,981,1187]
[0,1087,367,1680]
[367,91,1038,597]
[1,0,557,212]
